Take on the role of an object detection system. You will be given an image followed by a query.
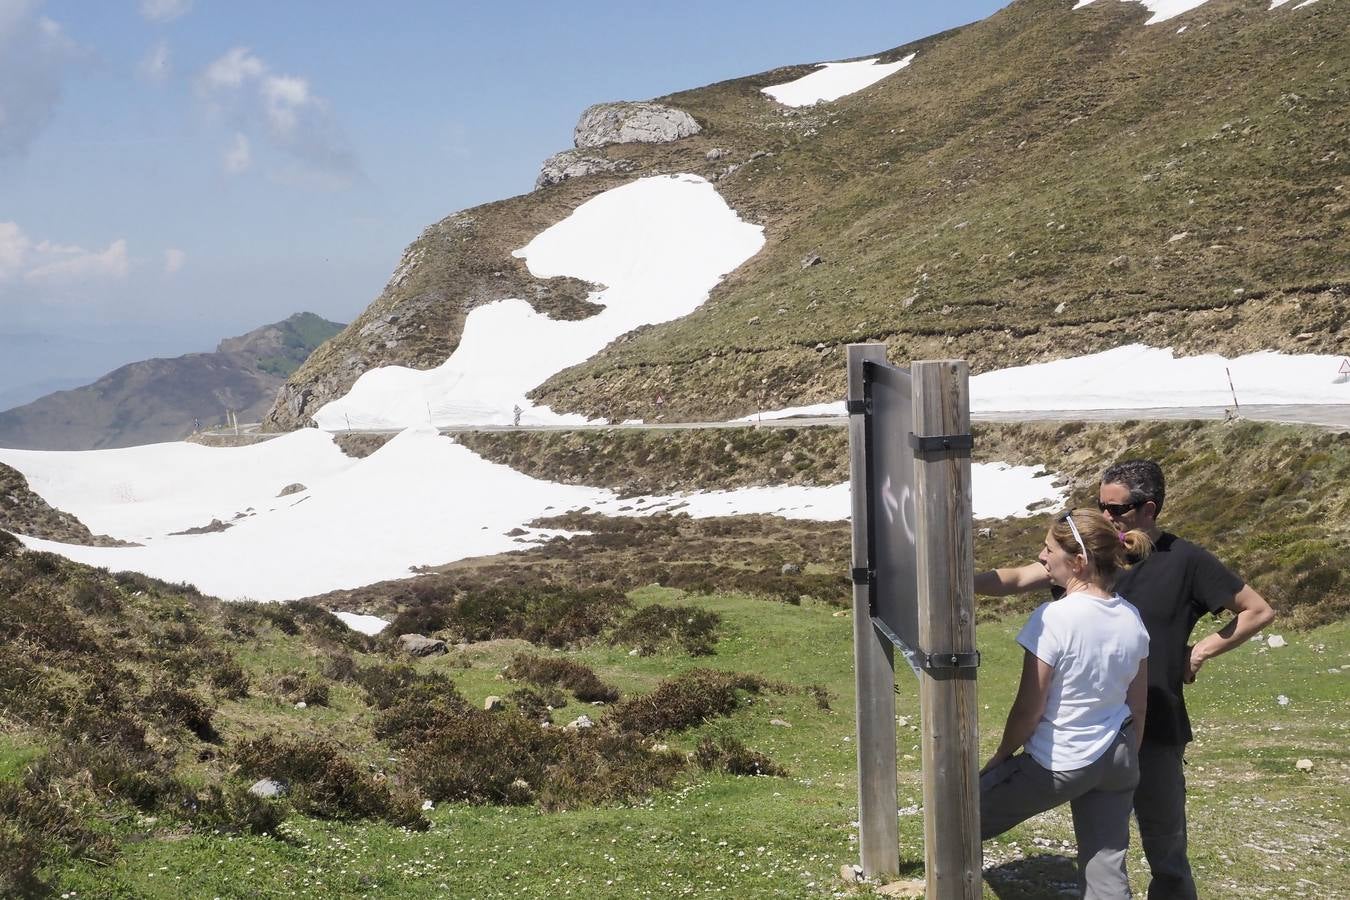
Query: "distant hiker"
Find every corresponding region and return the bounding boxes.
[512,405,523,427]
[976,459,1275,900]
[193,417,201,432]
[980,508,1152,900]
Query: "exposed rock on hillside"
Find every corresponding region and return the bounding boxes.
[573,101,701,148]
[536,149,636,188]
[0,312,342,450]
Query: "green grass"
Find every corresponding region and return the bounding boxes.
[47,589,1350,898]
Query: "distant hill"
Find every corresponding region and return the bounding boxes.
[265,0,1348,429]
[0,313,343,450]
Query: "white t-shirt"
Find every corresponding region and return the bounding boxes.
[1017,592,1150,771]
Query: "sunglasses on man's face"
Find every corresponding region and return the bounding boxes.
[1098,500,1142,517]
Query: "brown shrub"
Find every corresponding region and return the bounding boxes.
[403,709,561,805]
[274,670,330,707]
[147,684,220,742]
[538,731,685,810]
[503,653,619,703]
[610,603,720,656]
[608,669,770,735]
[694,736,787,777]
[233,736,427,830]
[386,583,630,649]
[507,686,567,723]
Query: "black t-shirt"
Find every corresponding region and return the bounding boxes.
[1112,532,1245,746]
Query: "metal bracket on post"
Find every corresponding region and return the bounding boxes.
[920,651,981,672]
[908,432,973,458]
[846,398,871,415]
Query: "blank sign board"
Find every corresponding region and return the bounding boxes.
[863,360,921,674]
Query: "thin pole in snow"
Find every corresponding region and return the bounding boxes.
[1226,367,1241,416]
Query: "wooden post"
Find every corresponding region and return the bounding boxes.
[847,344,899,876]
[911,360,981,899]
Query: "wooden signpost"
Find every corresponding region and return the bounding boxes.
[847,345,980,899]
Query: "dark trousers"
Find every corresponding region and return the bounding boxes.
[981,727,1139,900]
[1134,742,1197,900]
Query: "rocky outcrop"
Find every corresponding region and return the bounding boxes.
[536,149,635,189]
[573,102,700,149]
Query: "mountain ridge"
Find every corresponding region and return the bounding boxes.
[0,312,344,450]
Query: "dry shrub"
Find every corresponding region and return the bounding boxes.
[274,670,330,707]
[609,669,770,735]
[233,736,427,830]
[694,736,787,777]
[323,651,358,682]
[538,731,685,810]
[403,708,561,804]
[147,684,220,742]
[194,783,288,836]
[503,653,619,703]
[0,778,105,897]
[508,686,567,723]
[610,603,721,656]
[386,583,630,649]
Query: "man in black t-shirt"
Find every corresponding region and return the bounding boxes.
[975,459,1275,899]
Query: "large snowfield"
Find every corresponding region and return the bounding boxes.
[3,162,1345,605]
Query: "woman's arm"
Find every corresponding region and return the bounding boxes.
[1126,658,1148,750]
[981,649,1054,774]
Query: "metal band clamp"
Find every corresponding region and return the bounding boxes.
[909,432,974,457]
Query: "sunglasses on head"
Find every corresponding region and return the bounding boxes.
[1098,499,1143,517]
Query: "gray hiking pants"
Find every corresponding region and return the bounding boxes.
[981,724,1140,899]
[1135,742,1197,900]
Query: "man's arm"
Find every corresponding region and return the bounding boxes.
[981,649,1054,774]
[974,562,1051,597]
[1186,584,1276,683]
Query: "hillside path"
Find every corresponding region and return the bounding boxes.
[205,404,1350,445]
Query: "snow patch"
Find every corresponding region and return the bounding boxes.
[741,346,1350,420]
[314,175,764,430]
[761,54,915,108]
[333,611,390,636]
[1073,0,1213,25]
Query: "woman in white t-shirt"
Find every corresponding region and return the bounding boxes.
[980,508,1152,900]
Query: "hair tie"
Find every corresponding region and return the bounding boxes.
[1117,531,1128,545]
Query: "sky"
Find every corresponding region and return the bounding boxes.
[0,0,1008,406]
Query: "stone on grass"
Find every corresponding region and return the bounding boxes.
[840,863,864,884]
[770,718,792,728]
[565,714,594,731]
[781,562,802,576]
[1267,634,1287,648]
[421,799,434,811]
[399,633,447,657]
[1295,758,1314,772]
[249,778,288,799]
[484,695,505,712]
[878,880,927,898]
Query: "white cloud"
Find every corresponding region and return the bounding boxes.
[197,47,359,186]
[200,46,265,91]
[25,238,130,284]
[0,220,33,279]
[138,39,171,82]
[139,0,191,23]
[0,2,81,157]
[223,132,250,173]
[163,248,186,274]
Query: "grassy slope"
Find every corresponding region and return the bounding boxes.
[265,0,1348,428]
[46,587,1350,899]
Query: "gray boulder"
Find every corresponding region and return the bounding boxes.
[574,102,700,149]
[249,778,288,799]
[536,150,633,189]
[398,633,448,657]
